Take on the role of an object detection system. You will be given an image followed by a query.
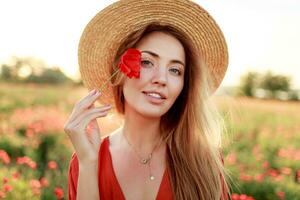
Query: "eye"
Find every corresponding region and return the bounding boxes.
[141,60,153,67]
[170,68,182,76]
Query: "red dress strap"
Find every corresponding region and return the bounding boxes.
[98,136,125,199]
[67,135,109,200]
[67,152,79,200]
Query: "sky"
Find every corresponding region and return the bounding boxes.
[0,0,300,89]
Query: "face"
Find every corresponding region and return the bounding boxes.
[122,31,186,118]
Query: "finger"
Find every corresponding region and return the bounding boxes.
[74,111,110,137]
[69,90,102,122]
[67,89,97,121]
[87,102,96,109]
[85,112,100,135]
[86,121,101,149]
[72,105,112,127]
[87,118,99,134]
[78,89,102,110]
[75,89,98,106]
[65,124,95,160]
[66,109,109,145]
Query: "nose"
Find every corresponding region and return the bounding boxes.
[151,65,167,86]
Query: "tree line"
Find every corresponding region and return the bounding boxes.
[238,71,299,101]
[1,56,298,101]
[0,56,82,85]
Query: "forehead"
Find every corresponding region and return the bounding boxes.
[135,31,185,64]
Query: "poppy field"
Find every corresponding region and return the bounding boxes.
[0,83,299,199]
[218,97,300,200]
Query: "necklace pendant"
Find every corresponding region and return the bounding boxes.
[150,175,155,180]
[141,158,148,164]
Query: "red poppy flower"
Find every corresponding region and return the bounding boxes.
[54,187,64,199]
[3,184,13,192]
[98,48,141,92]
[40,177,49,187]
[0,149,10,164]
[118,48,141,78]
[0,191,5,198]
[47,160,58,170]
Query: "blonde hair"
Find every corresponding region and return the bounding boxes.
[110,23,231,200]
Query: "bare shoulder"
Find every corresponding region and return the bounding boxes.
[100,127,122,147]
[100,135,108,141]
[108,127,123,148]
[99,135,109,147]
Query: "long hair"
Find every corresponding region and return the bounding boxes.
[110,23,230,200]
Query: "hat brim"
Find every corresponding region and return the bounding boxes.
[78,0,228,105]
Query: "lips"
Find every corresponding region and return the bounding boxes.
[142,91,167,99]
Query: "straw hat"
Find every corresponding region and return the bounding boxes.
[78,0,228,105]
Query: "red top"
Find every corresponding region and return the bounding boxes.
[68,136,173,200]
[68,136,228,200]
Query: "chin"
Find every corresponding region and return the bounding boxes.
[141,112,164,119]
[137,105,167,118]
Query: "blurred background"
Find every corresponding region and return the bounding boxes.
[0,0,299,199]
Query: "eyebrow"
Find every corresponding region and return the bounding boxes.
[141,50,185,67]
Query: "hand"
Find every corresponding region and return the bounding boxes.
[63,89,112,164]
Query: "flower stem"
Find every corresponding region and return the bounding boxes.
[98,68,121,92]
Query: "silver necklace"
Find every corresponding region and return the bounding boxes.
[123,133,163,181]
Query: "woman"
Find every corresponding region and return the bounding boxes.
[64,0,230,199]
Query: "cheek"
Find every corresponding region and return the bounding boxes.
[122,78,144,101]
[123,79,137,96]
[169,79,184,99]
[140,68,154,81]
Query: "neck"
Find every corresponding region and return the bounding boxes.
[121,106,163,154]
